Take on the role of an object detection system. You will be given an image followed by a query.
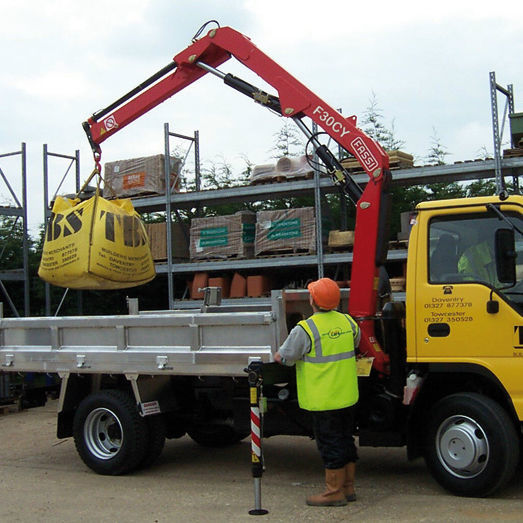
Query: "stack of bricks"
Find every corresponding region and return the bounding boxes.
[255,207,316,256]
[145,222,189,261]
[189,211,256,260]
[104,154,181,198]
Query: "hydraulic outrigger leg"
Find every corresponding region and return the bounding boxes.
[246,359,268,516]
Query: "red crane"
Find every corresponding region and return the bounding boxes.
[83,23,393,374]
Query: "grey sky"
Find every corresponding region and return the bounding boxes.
[1,1,522,233]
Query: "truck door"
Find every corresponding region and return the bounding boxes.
[414,208,523,365]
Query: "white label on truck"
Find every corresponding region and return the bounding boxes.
[141,401,161,416]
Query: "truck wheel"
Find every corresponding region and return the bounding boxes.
[424,392,519,497]
[139,415,166,469]
[73,389,148,475]
[188,424,249,447]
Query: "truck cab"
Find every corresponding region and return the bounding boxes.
[404,194,523,496]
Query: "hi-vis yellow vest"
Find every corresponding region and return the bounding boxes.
[296,311,358,411]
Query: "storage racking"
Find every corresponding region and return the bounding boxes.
[129,126,523,308]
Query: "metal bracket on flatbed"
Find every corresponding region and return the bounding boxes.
[2,354,14,367]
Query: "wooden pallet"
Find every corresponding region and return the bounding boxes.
[503,148,523,158]
[255,248,315,257]
[342,159,414,174]
[250,172,314,185]
[189,254,252,262]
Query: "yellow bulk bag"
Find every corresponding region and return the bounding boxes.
[38,194,156,289]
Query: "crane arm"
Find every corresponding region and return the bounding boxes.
[83,25,392,374]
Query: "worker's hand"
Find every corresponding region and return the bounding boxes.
[273,351,283,364]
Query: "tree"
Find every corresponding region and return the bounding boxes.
[465,179,497,197]
[361,92,405,151]
[270,121,305,158]
[0,217,38,316]
[426,127,449,166]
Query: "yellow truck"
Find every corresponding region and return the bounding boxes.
[1,23,521,499]
[396,195,523,496]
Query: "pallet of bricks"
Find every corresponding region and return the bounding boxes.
[255,207,316,255]
[103,154,181,198]
[189,211,256,260]
[189,211,256,299]
[145,222,189,261]
[188,208,315,300]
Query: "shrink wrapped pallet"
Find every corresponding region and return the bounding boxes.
[249,163,278,183]
[249,155,313,183]
[275,155,313,179]
[104,154,181,198]
[189,211,256,260]
[38,194,155,289]
[255,207,316,255]
[145,222,189,260]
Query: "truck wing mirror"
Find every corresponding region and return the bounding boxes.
[495,228,516,284]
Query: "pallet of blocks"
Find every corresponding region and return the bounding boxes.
[103,154,181,198]
[145,222,189,261]
[189,211,256,260]
[255,207,316,255]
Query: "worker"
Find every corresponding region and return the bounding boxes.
[458,240,497,285]
[274,277,360,507]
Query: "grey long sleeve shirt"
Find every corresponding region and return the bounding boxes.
[278,311,361,366]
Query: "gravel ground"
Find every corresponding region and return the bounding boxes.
[0,400,521,522]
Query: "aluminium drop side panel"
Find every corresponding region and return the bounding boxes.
[0,310,277,377]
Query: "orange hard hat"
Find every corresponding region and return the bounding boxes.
[307,278,340,310]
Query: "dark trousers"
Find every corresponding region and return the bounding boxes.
[311,406,358,470]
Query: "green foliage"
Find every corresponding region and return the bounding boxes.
[0,217,37,316]
[0,217,33,270]
[427,182,465,200]
[465,179,497,197]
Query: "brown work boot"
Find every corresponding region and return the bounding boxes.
[343,462,357,502]
[306,468,348,506]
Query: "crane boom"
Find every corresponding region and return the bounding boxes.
[83,24,393,373]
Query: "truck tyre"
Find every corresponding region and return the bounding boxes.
[424,392,519,497]
[188,424,249,447]
[139,415,166,469]
[73,389,148,475]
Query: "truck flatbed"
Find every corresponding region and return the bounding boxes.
[0,294,290,377]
